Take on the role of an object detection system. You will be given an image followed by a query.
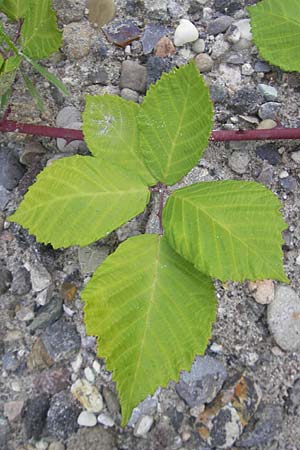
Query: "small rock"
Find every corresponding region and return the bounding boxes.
[209,83,227,103]
[192,38,205,54]
[146,56,174,86]
[34,368,70,395]
[16,306,35,322]
[280,176,297,192]
[84,367,95,383]
[196,374,261,448]
[66,426,116,450]
[48,443,65,450]
[78,245,109,273]
[248,280,274,305]
[256,143,281,166]
[0,148,25,190]
[228,151,250,174]
[268,286,300,351]
[257,119,277,130]
[0,186,10,209]
[24,394,50,439]
[141,23,169,54]
[154,36,176,57]
[0,417,9,448]
[230,88,263,115]
[241,63,254,76]
[103,18,141,47]
[128,395,157,426]
[291,150,300,164]
[214,0,241,14]
[47,392,80,440]
[57,121,83,152]
[11,267,31,295]
[208,16,233,35]
[20,142,46,166]
[29,296,63,331]
[254,61,272,73]
[194,53,213,73]
[211,35,230,60]
[71,379,103,413]
[176,356,227,407]
[258,84,278,101]
[87,0,115,27]
[27,338,54,371]
[88,68,108,85]
[97,413,114,427]
[63,22,93,60]
[77,411,97,427]
[134,415,154,437]
[41,319,81,363]
[219,63,241,90]
[225,24,241,44]
[0,267,12,295]
[28,263,52,293]
[174,19,198,46]
[3,351,20,372]
[258,102,281,120]
[56,107,82,128]
[120,60,147,93]
[120,88,139,103]
[286,379,300,415]
[4,400,24,422]
[233,19,252,41]
[102,387,121,420]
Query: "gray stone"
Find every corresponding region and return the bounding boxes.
[120,60,147,93]
[24,394,50,439]
[128,395,157,426]
[102,387,121,421]
[66,426,116,450]
[0,186,10,210]
[280,176,297,193]
[208,16,233,35]
[176,355,227,407]
[268,286,300,351]
[291,150,300,164]
[134,414,154,436]
[230,88,263,115]
[63,22,94,60]
[77,411,97,427]
[78,245,109,273]
[4,400,24,422]
[120,88,139,103]
[141,23,169,54]
[258,84,278,101]
[88,68,108,85]
[228,151,250,174]
[192,38,205,53]
[256,143,281,166]
[34,368,70,395]
[2,351,20,372]
[287,379,300,415]
[41,319,81,363]
[146,56,174,87]
[209,84,227,103]
[258,102,281,120]
[0,267,12,295]
[0,417,9,449]
[0,148,25,190]
[11,267,31,295]
[29,296,63,331]
[47,392,80,440]
[53,0,85,24]
[195,53,213,73]
[225,25,241,44]
[56,107,82,128]
[254,61,271,73]
[211,36,230,60]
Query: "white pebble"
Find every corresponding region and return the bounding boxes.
[97,413,114,427]
[84,367,95,383]
[71,353,82,373]
[296,255,300,265]
[279,170,289,179]
[134,415,154,436]
[92,360,101,374]
[77,411,97,427]
[35,441,49,450]
[174,19,198,46]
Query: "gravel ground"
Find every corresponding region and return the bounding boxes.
[1,1,300,449]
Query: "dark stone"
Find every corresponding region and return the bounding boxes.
[0,417,9,449]
[209,84,227,103]
[146,56,174,87]
[256,162,274,185]
[258,102,281,120]
[66,426,116,450]
[0,186,10,210]
[2,351,20,372]
[208,16,233,35]
[120,60,147,93]
[0,267,12,295]
[88,68,108,85]
[254,61,272,73]
[280,176,297,193]
[29,296,63,331]
[41,318,81,363]
[214,0,242,14]
[47,391,80,440]
[103,19,141,48]
[188,1,203,15]
[34,368,70,395]
[0,148,25,190]
[11,267,31,295]
[256,143,281,166]
[24,394,50,439]
[141,23,169,54]
[230,88,264,114]
[236,404,283,447]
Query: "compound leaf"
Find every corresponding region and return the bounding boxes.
[21,0,62,59]
[9,155,150,248]
[0,0,28,19]
[249,0,300,71]
[163,180,288,282]
[138,61,213,186]
[83,95,156,185]
[82,234,216,426]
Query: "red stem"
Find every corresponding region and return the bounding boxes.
[1,119,300,142]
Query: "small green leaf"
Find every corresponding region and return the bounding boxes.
[138,61,213,185]
[249,0,300,71]
[0,0,28,20]
[9,155,150,249]
[21,0,62,59]
[0,55,20,95]
[82,234,216,426]
[20,71,45,112]
[3,55,21,72]
[83,95,156,185]
[163,180,288,282]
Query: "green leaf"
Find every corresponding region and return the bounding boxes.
[9,155,150,249]
[82,234,216,426]
[21,0,62,59]
[248,0,300,71]
[20,71,45,112]
[83,95,156,186]
[21,54,69,96]
[138,61,213,186]
[0,87,12,112]
[0,0,28,19]
[3,54,21,72]
[163,180,288,283]
[0,55,20,95]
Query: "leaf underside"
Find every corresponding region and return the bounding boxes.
[82,234,216,426]
[138,61,213,186]
[21,0,62,59]
[248,0,300,71]
[163,180,288,283]
[83,94,155,186]
[9,155,150,248]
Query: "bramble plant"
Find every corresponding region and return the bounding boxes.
[0,0,68,113]
[9,60,289,425]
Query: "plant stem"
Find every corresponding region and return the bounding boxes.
[158,187,165,235]
[1,119,300,142]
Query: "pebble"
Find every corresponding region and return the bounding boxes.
[20,142,46,166]
[141,23,169,54]
[219,63,241,90]
[209,83,227,103]
[71,353,83,373]
[0,267,12,294]
[257,119,277,130]
[16,306,35,322]
[87,0,115,27]
[287,379,300,415]
[194,53,213,73]
[258,102,281,120]
[62,22,93,60]
[154,36,176,57]
[78,245,109,273]
[97,413,114,427]
[134,415,154,437]
[256,143,281,166]
[211,36,229,60]
[47,392,80,440]
[214,0,241,14]
[120,60,147,93]
[208,16,233,35]
[34,368,70,395]
[3,351,20,372]
[41,319,81,363]
[228,150,250,174]
[146,56,173,86]
[0,186,10,209]
[29,296,63,332]
[128,395,157,426]
[120,88,139,103]
[84,367,95,383]
[291,151,300,164]
[66,426,116,450]
[11,267,31,295]
[4,400,24,422]
[56,107,82,128]
[258,84,278,101]
[77,411,97,427]
[268,286,300,351]
[225,24,241,44]
[233,19,252,41]
[176,356,227,407]
[27,262,52,293]
[174,19,198,46]
[57,121,83,152]
[248,280,275,305]
[241,63,254,76]
[196,374,261,448]
[192,38,205,54]
[24,395,50,439]
[71,379,103,413]
[254,61,272,73]
[230,88,263,115]
[0,148,25,190]
[48,443,65,450]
